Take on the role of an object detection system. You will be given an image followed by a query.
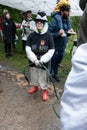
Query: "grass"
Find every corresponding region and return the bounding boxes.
[0,35,76,80]
[0,37,28,71]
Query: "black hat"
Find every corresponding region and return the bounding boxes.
[26,10,32,13]
[35,11,48,22]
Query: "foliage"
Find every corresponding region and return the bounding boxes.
[0,4,36,23]
[70,16,81,33]
[0,4,22,22]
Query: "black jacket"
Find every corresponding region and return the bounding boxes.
[26,31,55,68]
[2,17,16,43]
[26,32,54,59]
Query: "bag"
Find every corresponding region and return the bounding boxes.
[23,25,30,35]
[48,18,58,33]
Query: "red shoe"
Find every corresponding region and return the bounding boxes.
[42,90,48,101]
[28,86,38,94]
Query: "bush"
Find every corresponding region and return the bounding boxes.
[70,16,81,33]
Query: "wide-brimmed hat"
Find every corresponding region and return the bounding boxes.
[35,12,48,22]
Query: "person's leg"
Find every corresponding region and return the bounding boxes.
[54,50,64,75]
[4,40,9,58]
[7,42,12,57]
[53,50,65,82]
[22,40,26,53]
[38,68,48,101]
[12,41,16,53]
[28,67,39,94]
[50,51,58,74]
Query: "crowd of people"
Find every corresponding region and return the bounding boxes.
[1,9,35,57]
[0,0,75,100]
[0,0,74,84]
[1,0,87,129]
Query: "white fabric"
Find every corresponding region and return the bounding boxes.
[29,67,48,89]
[0,0,83,16]
[40,49,55,63]
[60,43,87,130]
[26,46,54,64]
[34,59,39,66]
[36,14,48,21]
[21,20,35,40]
[71,46,77,56]
[26,46,37,62]
[30,20,35,32]
[21,20,29,41]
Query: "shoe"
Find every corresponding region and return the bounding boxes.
[42,90,48,101]
[28,86,38,94]
[53,75,61,82]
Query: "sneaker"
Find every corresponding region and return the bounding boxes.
[42,90,48,101]
[28,86,38,94]
[53,75,61,82]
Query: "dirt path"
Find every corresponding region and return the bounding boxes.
[0,67,61,130]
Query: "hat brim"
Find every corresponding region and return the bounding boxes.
[34,19,48,22]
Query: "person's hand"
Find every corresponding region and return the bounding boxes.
[34,59,40,66]
[69,28,74,32]
[26,22,30,27]
[59,29,64,35]
[67,29,76,35]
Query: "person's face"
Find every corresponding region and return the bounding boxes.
[36,20,44,30]
[27,12,32,18]
[62,11,70,19]
[6,13,10,19]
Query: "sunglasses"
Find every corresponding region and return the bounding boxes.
[35,20,44,23]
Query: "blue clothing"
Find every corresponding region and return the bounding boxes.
[50,50,65,75]
[48,12,71,76]
[48,12,70,51]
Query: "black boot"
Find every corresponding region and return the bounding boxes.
[53,75,61,82]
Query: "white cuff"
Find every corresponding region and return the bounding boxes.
[40,49,55,63]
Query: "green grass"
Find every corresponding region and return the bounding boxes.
[0,37,28,71]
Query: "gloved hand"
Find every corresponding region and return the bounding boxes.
[34,59,40,66]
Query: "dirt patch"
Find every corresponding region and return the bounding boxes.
[0,67,61,130]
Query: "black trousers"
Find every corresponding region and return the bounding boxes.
[4,40,11,54]
[22,40,26,51]
[12,41,16,51]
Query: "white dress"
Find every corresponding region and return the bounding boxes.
[60,43,87,130]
